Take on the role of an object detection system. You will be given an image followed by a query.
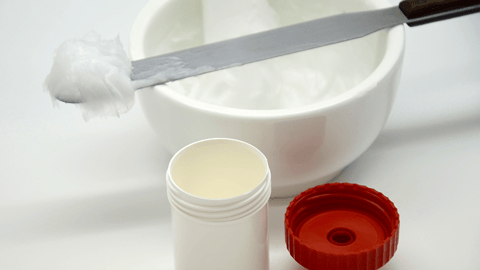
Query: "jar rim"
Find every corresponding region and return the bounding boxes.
[166,138,272,222]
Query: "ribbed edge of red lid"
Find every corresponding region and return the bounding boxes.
[284,183,400,270]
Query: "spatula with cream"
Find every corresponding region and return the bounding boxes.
[44,0,480,120]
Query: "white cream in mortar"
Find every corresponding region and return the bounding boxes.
[44,31,134,120]
[161,0,380,110]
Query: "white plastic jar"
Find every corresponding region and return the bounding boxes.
[166,138,271,270]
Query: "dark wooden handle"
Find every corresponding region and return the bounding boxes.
[399,0,480,26]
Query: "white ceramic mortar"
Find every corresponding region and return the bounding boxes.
[130,0,405,197]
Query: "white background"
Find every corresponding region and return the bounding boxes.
[1,0,480,269]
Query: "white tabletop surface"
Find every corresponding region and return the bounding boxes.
[1,0,480,269]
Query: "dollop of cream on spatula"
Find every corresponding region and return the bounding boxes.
[44,31,134,120]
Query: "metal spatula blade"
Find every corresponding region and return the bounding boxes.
[130,0,480,89]
[56,0,480,103]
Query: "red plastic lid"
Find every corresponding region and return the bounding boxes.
[285,183,400,270]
